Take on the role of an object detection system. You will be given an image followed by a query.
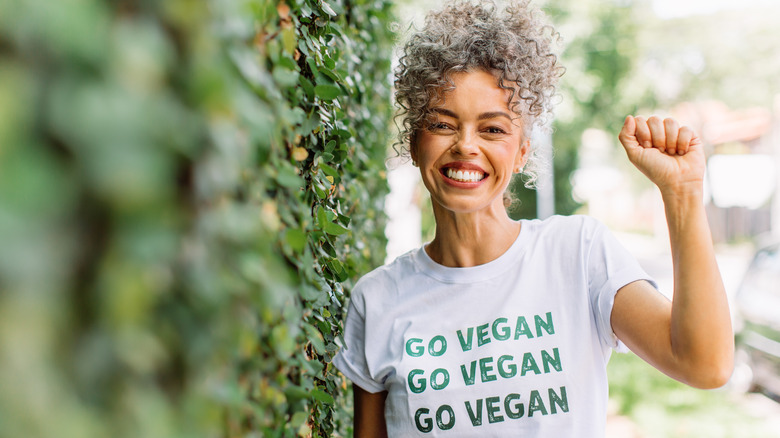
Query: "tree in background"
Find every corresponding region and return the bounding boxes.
[509,0,652,219]
[636,4,780,111]
[0,0,394,436]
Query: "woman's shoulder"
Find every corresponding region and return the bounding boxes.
[526,214,605,235]
[350,247,421,299]
[519,215,611,254]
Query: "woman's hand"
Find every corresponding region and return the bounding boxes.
[618,115,705,197]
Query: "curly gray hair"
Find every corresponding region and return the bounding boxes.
[394,0,563,186]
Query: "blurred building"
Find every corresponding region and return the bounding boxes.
[575,98,780,245]
[673,99,779,243]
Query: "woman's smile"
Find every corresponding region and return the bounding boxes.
[441,162,488,185]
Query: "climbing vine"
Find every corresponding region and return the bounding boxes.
[0,0,394,436]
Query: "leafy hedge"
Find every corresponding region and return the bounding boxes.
[0,0,394,437]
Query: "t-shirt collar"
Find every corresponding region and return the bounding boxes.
[413,220,531,284]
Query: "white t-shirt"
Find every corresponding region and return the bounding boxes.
[333,215,655,437]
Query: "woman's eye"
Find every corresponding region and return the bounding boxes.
[484,126,506,134]
[428,122,451,131]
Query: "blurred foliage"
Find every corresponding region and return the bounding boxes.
[509,0,651,219]
[508,0,780,220]
[608,353,780,438]
[633,4,780,111]
[0,0,394,436]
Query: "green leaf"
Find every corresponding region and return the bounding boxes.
[316,205,328,228]
[297,116,321,138]
[284,228,307,253]
[307,330,326,355]
[319,163,338,178]
[323,221,347,236]
[320,1,337,17]
[314,184,328,199]
[323,53,336,70]
[316,318,332,335]
[275,55,298,71]
[300,285,322,301]
[311,389,335,404]
[275,165,303,188]
[284,386,310,403]
[304,359,325,375]
[299,76,315,100]
[272,65,299,88]
[318,66,341,82]
[281,27,297,54]
[326,258,340,274]
[291,411,309,428]
[306,56,319,76]
[314,84,343,100]
[333,128,352,139]
[317,173,332,190]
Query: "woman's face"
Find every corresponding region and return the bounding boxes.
[412,70,529,215]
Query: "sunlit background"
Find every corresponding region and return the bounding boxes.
[387,0,780,436]
[1,0,779,436]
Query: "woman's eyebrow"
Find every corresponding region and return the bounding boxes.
[431,108,513,121]
[477,111,513,121]
[431,108,458,118]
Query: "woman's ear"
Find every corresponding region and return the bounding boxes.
[514,138,531,172]
[409,132,418,166]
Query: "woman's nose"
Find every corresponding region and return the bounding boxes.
[451,130,479,156]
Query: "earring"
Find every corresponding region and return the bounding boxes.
[412,160,418,167]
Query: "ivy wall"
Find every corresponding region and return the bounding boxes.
[0,0,394,436]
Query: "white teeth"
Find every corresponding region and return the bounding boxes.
[445,168,484,182]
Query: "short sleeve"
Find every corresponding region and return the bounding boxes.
[332,285,386,393]
[587,220,657,352]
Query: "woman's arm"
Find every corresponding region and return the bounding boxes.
[611,115,734,389]
[353,384,388,438]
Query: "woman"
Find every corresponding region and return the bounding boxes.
[332,1,733,436]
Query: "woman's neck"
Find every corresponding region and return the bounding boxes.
[425,204,521,268]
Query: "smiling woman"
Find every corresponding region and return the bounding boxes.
[332,1,734,437]
[394,0,561,188]
[411,70,529,223]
